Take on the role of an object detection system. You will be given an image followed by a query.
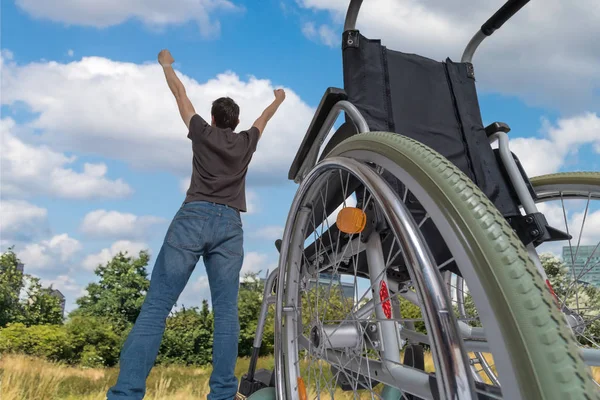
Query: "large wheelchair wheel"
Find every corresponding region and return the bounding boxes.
[274,132,598,399]
[531,173,600,371]
[446,172,600,389]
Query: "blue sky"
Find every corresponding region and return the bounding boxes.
[1,0,599,312]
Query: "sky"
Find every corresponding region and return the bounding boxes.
[1,0,599,313]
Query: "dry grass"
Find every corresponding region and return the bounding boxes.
[0,353,598,399]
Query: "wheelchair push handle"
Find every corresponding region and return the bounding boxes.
[343,0,363,32]
[462,0,532,63]
[481,0,530,36]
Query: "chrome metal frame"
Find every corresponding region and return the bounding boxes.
[295,100,370,183]
[488,131,551,281]
[366,233,402,371]
[343,0,363,32]
[461,30,487,63]
[489,131,538,214]
[252,268,279,350]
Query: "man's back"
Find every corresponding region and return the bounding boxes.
[185,114,260,212]
[106,49,285,400]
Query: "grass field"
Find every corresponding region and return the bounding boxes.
[1,353,598,399]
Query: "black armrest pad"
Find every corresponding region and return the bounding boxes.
[484,121,511,137]
[288,87,348,180]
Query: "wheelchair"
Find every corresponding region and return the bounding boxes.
[237,1,600,399]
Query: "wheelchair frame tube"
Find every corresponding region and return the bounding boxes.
[366,233,402,369]
[296,100,369,183]
[461,30,486,63]
[253,268,279,350]
[343,0,363,32]
[246,268,279,381]
[488,131,551,283]
[489,131,537,214]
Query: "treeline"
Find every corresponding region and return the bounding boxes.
[1,248,598,369]
[0,248,275,368]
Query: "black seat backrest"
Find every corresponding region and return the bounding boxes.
[342,31,520,218]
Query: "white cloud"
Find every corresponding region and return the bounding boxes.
[0,200,49,241]
[1,118,133,200]
[302,22,337,47]
[67,49,74,57]
[318,24,338,47]
[246,190,259,214]
[180,177,191,194]
[241,251,276,277]
[82,240,149,271]
[532,198,600,260]
[1,55,315,185]
[509,112,600,177]
[19,234,82,270]
[253,225,284,241]
[567,210,600,248]
[297,0,600,112]
[80,209,165,239]
[178,275,212,308]
[302,21,317,38]
[544,112,600,151]
[15,0,241,38]
[508,137,565,177]
[43,274,83,295]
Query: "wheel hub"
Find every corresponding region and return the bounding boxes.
[563,307,586,335]
[309,323,362,350]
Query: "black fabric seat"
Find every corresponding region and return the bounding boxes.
[300,31,530,279]
[342,30,521,219]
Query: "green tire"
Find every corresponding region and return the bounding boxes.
[246,387,276,400]
[327,132,599,400]
[530,172,600,188]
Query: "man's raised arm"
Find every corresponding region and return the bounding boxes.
[158,49,196,129]
[252,89,286,138]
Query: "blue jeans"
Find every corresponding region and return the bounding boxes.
[107,201,244,400]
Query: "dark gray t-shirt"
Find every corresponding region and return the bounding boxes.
[184,114,259,212]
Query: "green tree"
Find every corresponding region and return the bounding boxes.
[540,252,571,299]
[19,276,64,326]
[71,250,150,331]
[238,272,265,357]
[398,294,428,333]
[540,252,600,347]
[0,248,24,327]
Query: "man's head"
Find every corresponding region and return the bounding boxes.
[211,97,240,130]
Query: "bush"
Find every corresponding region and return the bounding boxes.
[65,315,122,367]
[157,302,213,366]
[0,323,72,362]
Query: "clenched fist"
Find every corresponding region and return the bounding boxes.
[274,89,286,103]
[158,49,174,67]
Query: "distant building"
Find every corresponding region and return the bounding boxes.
[240,270,355,300]
[48,288,66,317]
[16,262,24,273]
[307,272,355,299]
[562,246,600,287]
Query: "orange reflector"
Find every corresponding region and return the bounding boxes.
[336,207,367,234]
[297,377,307,400]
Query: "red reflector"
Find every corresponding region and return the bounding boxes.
[545,279,560,307]
[379,281,392,319]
